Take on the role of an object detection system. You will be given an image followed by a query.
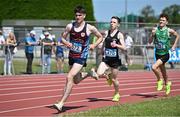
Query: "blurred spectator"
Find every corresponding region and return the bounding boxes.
[169,62,175,69]
[4,32,17,75]
[47,27,56,40]
[0,30,5,49]
[39,30,45,66]
[55,37,64,73]
[123,33,133,66]
[24,30,38,74]
[39,29,56,66]
[41,31,55,74]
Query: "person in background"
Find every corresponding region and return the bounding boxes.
[39,30,45,66]
[123,32,133,67]
[24,30,38,74]
[148,13,179,95]
[41,31,54,74]
[4,32,17,75]
[55,37,64,73]
[0,30,5,50]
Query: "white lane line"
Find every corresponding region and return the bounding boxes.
[0,77,63,83]
[0,73,179,84]
[0,80,64,87]
[0,80,180,96]
[0,78,180,91]
[0,70,178,79]
[0,74,65,78]
[0,75,180,87]
[0,89,179,114]
[0,84,179,104]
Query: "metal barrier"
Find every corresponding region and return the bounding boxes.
[0,43,180,75]
[0,21,180,75]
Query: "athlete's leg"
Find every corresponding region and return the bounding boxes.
[111,68,120,101]
[111,68,119,94]
[55,63,83,110]
[73,70,89,84]
[96,62,109,76]
[152,59,163,81]
[159,64,168,85]
[152,59,164,91]
[90,62,109,80]
[159,63,171,95]
[62,65,72,94]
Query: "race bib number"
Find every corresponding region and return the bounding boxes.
[155,42,165,49]
[105,48,117,57]
[70,42,82,53]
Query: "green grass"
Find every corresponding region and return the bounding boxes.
[64,96,180,116]
[0,59,66,75]
[0,59,145,75]
[128,64,144,70]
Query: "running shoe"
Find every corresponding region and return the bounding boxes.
[53,103,63,112]
[112,93,120,102]
[165,81,172,95]
[157,79,163,91]
[89,68,99,80]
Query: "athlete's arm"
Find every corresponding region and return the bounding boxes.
[169,28,179,51]
[149,27,156,44]
[61,23,73,48]
[112,32,126,51]
[88,25,103,50]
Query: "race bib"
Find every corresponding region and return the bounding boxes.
[155,42,165,49]
[70,42,82,53]
[105,48,117,57]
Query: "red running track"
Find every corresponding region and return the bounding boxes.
[0,70,179,116]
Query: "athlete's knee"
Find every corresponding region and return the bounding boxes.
[152,64,157,71]
[97,68,106,76]
[73,76,80,84]
[73,73,82,84]
[112,78,119,84]
[67,74,75,83]
[73,80,78,84]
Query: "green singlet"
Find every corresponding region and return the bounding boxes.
[154,26,171,55]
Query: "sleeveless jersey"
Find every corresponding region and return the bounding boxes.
[69,22,90,59]
[154,26,170,55]
[104,30,121,60]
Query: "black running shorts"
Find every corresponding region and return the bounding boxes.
[155,53,169,64]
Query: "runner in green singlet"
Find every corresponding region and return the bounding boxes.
[148,14,179,95]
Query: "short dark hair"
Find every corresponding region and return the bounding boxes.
[159,13,169,21]
[111,16,121,24]
[74,5,86,14]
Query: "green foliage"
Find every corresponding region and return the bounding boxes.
[0,0,95,23]
[139,4,180,24]
[141,5,155,18]
[162,4,180,24]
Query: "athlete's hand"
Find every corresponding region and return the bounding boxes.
[89,44,96,50]
[111,42,117,48]
[66,42,73,48]
[171,46,176,51]
[151,27,156,35]
[146,43,153,49]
